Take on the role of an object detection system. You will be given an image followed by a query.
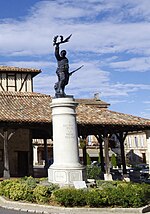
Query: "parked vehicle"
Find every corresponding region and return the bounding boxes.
[139,164,149,180]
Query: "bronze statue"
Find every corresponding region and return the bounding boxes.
[53,35,71,98]
[53,34,83,98]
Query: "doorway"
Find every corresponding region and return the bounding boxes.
[142,153,146,163]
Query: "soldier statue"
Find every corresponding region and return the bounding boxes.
[53,34,83,98]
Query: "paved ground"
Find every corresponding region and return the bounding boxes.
[0,196,149,214]
[0,207,33,214]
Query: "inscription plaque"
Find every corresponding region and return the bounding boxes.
[54,171,67,182]
[63,123,75,139]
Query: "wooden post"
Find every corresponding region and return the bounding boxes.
[120,139,126,174]
[97,135,105,172]
[0,129,16,179]
[103,132,112,180]
[104,135,110,174]
[3,130,10,179]
[116,132,128,175]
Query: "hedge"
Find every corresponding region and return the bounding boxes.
[52,182,150,208]
[0,177,149,208]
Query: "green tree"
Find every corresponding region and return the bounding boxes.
[86,152,91,165]
[80,138,87,165]
[111,154,117,168]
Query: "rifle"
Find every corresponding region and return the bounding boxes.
[69,65,84,76]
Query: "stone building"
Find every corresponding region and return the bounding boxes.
[124,131,148,165]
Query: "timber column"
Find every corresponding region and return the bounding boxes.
[48,96,85,186]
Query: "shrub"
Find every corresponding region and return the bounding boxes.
[0,177,37,202]
[86,189,108,207]
[0,179,14,198]
[106,183,150,208]
[96,180,122,190]
[86,165,101,179]
[33,185,52,204]
[53,188,87,207]
[9,182,34,202]
[40,182,59,192]
[21,176,38,189]
[96,180,126,188]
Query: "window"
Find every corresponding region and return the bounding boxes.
[128,137,132,148]
[140,135,144,147]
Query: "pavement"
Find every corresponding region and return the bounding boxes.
[0,196,150,214]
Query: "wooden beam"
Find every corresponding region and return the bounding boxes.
[0,82,5,91]
[19,74,29,91]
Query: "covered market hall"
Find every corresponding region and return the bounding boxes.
[0,91,150,179]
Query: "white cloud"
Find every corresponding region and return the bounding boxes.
[0,1,150,57]
[1,60,53,70]
[109,57,150,72]
[104,99,127,105]
[144,101,150,104]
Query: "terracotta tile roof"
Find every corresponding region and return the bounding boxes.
[0,91,51,124]
[75,98,110,108]
[76,104,150,127]
[0,92,150,130]
[0,66,41,77]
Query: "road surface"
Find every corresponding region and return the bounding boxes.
[0,207,33,214]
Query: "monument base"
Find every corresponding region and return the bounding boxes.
[104,173,113,181]
[48,96,86,186]
[48,165,86,186]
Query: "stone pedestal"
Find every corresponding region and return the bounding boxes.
[104,173,113,181]
[48,97,85,186]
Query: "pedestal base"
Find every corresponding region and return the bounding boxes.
[49,97,86,186]
[104,173,113,181]
[48,165,86,186]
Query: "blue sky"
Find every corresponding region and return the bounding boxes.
[0,0,150,119]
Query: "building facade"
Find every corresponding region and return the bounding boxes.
[124,131,148,165]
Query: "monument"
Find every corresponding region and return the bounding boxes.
[48,35,85,186]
